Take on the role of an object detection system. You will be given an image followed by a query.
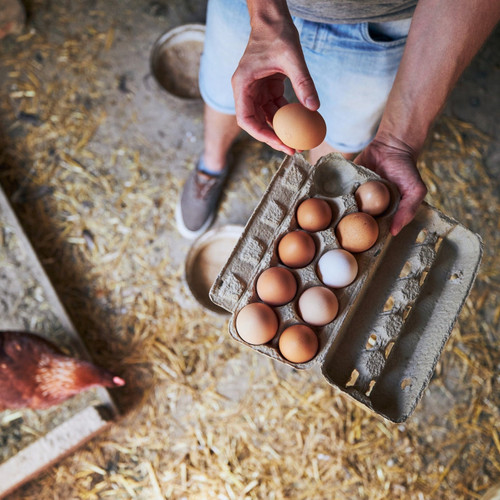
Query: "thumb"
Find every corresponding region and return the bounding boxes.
[287,56,319,111]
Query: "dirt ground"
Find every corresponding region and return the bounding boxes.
[0,1,499,499]
[443,26,500,184]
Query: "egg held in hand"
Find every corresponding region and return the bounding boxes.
[272,103,327,151]
[279,324,319,363]
[256,266,297,306]
[235,302,278,345]
[336,212,379,253]
[317,249,358,288]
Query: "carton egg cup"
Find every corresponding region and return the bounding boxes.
[210,153,483,422]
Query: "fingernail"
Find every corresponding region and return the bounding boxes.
[305,97,318,110]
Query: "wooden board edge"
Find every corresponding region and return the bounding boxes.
[0,405,113,498]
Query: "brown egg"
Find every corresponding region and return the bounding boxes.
[298,286,339,326]
[355,180,391,216]
[336,212,379,253]
[236,302,278,345]
[256,267,297,306]
[272,103,327,150]
[296,198,333,232]
[279,324,318,363]
[278,230,316,268]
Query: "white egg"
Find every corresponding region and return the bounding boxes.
[316,249,358,288]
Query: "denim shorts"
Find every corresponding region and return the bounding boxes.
[199,0,411,152]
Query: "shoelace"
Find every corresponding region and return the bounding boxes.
[194,171,222,200]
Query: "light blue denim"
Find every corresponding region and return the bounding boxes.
[199,0,411,152]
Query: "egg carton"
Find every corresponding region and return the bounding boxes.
[210,153,483,422]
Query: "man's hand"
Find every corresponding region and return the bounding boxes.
[362,0,500,235]
[231,1,319,155]
[355,135,427,236]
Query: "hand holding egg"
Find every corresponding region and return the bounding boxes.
[355,138,427,235]
[231,15,321,155]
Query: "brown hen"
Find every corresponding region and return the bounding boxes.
[0,331,125,411]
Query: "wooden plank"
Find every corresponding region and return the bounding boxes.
[0,184,118,494]
[0,405,112,499]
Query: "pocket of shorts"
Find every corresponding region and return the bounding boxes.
[362,19,411,47]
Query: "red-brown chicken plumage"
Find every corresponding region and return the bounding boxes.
[0,331,125,410]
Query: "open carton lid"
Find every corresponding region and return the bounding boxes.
[210,153,483,423]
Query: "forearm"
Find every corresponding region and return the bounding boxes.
[244,0,299,57]
[378,0,500,155]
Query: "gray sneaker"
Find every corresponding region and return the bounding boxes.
[175,163,228,239]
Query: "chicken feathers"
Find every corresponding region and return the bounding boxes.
[0,331,125,411]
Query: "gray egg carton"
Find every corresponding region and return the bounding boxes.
[210,153,483,422]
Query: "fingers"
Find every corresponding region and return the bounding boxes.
[390,182,427,236]
[245,117,296,155]
[262,95,288,125]
[237,89,295,155]
[355,142,427,236]
[279,33,319,110]
[232,69,292,153]
[231,28,319,154]
[288,69,320,111]
[390,201,414,236]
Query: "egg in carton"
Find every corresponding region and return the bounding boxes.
[210,153,483,422]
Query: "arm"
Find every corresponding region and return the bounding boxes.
[357,0,500,235]
[231,0,320,155]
